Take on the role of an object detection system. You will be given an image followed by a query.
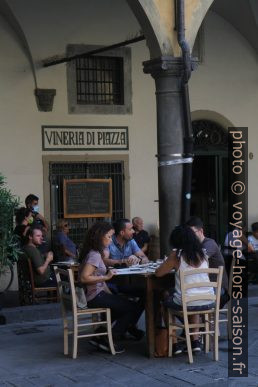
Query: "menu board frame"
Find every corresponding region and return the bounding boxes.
[63,178,112,218]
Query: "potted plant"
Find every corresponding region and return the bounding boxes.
[0,173,20,293]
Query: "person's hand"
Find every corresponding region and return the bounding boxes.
[105,269,116,280]
[248,243,255,253]
[127,255,140,266]
[46,251,54,263]
[139,256,149,264]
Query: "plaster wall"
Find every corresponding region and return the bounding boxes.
[0,2,257,234]
[0,0,158,232]
[189,11,258,226]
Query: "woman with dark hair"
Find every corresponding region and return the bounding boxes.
[79,222,144,354]
[155,225,214,354]
[14,207,33,246]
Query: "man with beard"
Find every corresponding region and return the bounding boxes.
[103,218,148,340]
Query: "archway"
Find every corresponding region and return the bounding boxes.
[191,119,229,244]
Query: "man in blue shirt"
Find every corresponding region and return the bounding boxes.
[105,218,148,267]
[53,219,77,261]
[104,218,147,341]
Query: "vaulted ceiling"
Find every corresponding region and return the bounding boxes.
[211,0,258,53]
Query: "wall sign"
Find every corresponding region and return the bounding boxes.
[42,125,128,151]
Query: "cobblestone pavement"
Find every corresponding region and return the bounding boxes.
[0,286,258,386]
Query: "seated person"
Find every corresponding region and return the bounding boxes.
[14,207,34,246]
[223,223,253,276]
[25,194,50,255]
[23,227,56,287]
[53,219,77,262]
[248,222,258,251]
[104,218,148,267]
[186,216,229,308]
[155,225,215,355]
[79,222,145,353]
[132,216,150,254]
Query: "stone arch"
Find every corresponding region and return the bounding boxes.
[186,0,215,52]
[191,109,234,130]
[127,0,215,58]
[126,0,173,58]
[0,0,37,87]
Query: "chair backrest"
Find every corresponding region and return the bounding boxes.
[180,266,223,314]
[54,266,78,318]
[17,253,35,290]
[17,253,30,280]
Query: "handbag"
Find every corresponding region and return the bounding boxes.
[75,286,88,309]
[154,327,168,357]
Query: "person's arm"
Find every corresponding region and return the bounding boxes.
[37,251,53,275]
[246,235,255,252]
[141,231,150,254]
[102,249,127,267]
[130,239,148,263]
[80,263,114,284]
[22,225,30,236]
[155,251,178,277]
[134,250,148,263]
[141,243,149,254]
[63,247,76,258]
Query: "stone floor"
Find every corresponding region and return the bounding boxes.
[0,285,257,386]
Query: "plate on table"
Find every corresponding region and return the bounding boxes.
[129,267,142,271]
[55,261,76,266]
[148,263,159,268]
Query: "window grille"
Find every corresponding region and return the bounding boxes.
[192,120,228,147]
[76,56,124,105]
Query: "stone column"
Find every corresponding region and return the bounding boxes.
[143,56,185,257]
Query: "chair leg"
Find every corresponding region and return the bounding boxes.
[72,318,78,359]
[214,319,219,361]
[167,311,173,357]
[227,303,232,340]
[185,316,193,364]
[204,313,209,353]
[106,309,115,355]
[63,317,69,355]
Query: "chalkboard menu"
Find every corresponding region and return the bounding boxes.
[63,179,112,218]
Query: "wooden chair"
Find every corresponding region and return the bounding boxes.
[17,254,58,305]
[167,266,223,364]
[54,266,115,359]
[219,255,236,339]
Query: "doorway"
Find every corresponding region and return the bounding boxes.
[190,120,228,244]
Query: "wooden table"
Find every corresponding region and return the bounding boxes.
[54,262,174,357]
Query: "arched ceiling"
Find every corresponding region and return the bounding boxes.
[0,0,257,72]
[211,0,258,53]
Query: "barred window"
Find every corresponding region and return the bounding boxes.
[76,56,124,105]
[67,45,132,115]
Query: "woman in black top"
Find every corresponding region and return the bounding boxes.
[14,207,33,246]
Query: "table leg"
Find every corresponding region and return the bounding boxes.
[145,276,155,358]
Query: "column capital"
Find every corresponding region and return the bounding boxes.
[143,56,184,78]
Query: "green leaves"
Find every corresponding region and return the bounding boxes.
[0,173,20,268]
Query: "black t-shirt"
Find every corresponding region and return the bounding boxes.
[14,225,27,246]
[202,237,228,291]
[133,230,150,249]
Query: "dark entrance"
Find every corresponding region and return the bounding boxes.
[49,161,125,246]
[191,120,228,244]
